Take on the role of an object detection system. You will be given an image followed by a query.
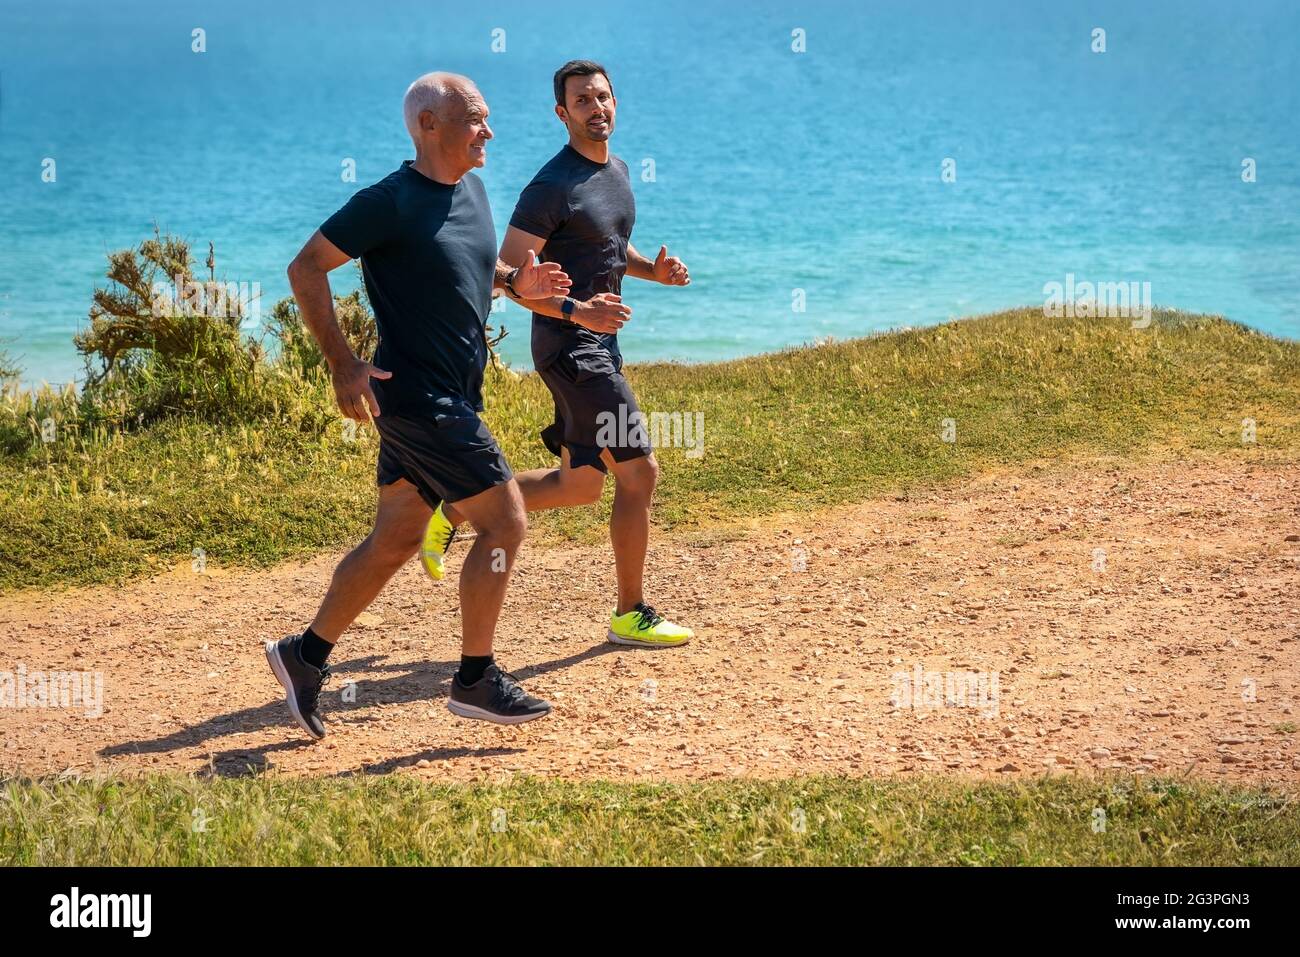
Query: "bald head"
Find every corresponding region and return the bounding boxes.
[401,71,493,177]
[403,72,480,147]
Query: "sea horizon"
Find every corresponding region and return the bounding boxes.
[3,0,1298,389]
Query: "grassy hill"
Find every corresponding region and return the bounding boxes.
[1,307,1297,593]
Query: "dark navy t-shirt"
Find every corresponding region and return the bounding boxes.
[508,145,636,371]
[320,161,496,414]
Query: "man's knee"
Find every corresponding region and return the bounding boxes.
[474,489,528,549]
[368,479,432,567]
[483,511,527,553]
[614,454,658,497]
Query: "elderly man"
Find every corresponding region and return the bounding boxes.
[266,72,570,739]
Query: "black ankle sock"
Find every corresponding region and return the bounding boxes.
[300,627,334,669]
[458,654,493,686]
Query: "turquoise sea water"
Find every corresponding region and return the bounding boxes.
[1,0,1297,388]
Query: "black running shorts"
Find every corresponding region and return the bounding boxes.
[536,345,652,473]
[375,400,513,508]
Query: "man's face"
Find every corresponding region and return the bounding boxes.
[557,73,616,142]
[429,87,493,170]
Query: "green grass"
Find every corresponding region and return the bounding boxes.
[1,773,1294,866]
[3,308,1298,592]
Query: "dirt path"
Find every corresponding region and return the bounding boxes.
[2,455,1298,783]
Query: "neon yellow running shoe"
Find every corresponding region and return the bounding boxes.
[420,502,457,582]
[607,603,693,647]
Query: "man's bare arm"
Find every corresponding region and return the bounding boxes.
[626,242,690,286]
[497,225,630,334]
[624,243,656,282]
[492,248,571,301]
[286,230,391,421]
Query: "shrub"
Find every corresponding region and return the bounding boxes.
[72,229,285,426]
[267,266,377,378]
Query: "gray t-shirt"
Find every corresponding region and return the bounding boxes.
[509,145,636,371]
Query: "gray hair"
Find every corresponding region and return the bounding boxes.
[403,72,474,146]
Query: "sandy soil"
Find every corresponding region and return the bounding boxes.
[2,455,1297,784]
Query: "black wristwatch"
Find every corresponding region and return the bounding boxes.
[561,297,576,321]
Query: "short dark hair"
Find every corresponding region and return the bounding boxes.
[553,60,613,108]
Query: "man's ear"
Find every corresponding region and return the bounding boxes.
[420,109,437,134]
[554,104,567,124]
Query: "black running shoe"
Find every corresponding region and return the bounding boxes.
[265,634,330,740]
[447,663,552,725]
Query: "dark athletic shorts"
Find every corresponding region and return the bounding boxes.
[375,400,513,509]
[536,346,652,473]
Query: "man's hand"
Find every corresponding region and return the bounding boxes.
[331,355,392,421]
[652,245,690,286]
[512,250,571,300]
[572,293,632,334]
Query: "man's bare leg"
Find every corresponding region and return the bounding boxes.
[446,479,528,656]
[605,452,658,615]
[449,448,659,617]
[442,478,550,723]
[267,478,430,740]
[309,478,431,643]
[446,447,603,520]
